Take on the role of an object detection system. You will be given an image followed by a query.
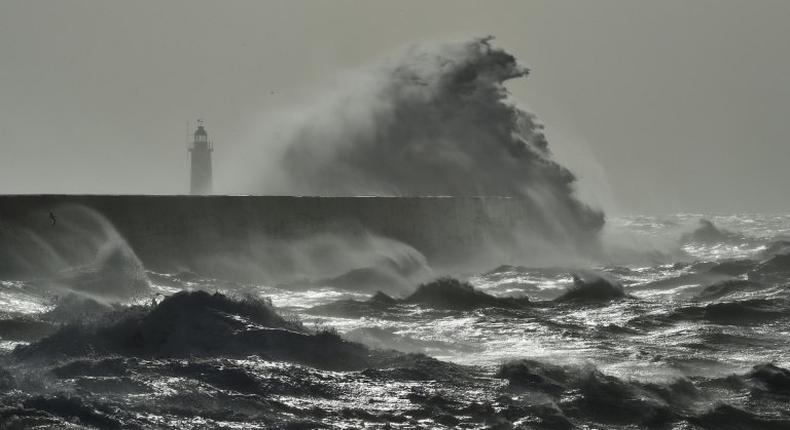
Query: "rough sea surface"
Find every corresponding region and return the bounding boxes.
[1,214,789,429]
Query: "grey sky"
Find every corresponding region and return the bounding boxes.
[1,1,788,214]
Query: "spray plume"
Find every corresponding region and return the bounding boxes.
[237,37,604,253]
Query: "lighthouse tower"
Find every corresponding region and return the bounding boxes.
[189,120,213,195]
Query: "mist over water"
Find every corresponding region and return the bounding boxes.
[196,227,433,294]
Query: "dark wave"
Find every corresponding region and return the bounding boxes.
[748,363,790,396]
[498,359,790,429]
[680,219,751,245]
[694,279,767,300]
[632,298,790,328]
[0,317,55,342]
[750,252,790,284]
[280,253,431,295]
[759,239,790,259]
[20,396,121,429]
[689,404,790,430]
[13,291,375,370]
[404,278,530,310]
[309,277,531,317]
[498,360,686,427]
[555,273,627,303]
[708,259,758,276]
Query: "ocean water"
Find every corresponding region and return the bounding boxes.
[1,214,789,429]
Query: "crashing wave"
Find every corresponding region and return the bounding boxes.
[689,404,789,429]
[749,252,790,284]
[404,277,530,310]
[12,291,492,375]
[747,363,790,396]
[694,279,766,301]
[309,277,530,316]
[14,291,374,370]
[675,298,789,326]
[707,259,757,276]
[283,253,432,295]
[241,37,604,257]
[759,239,790,259]
[680,219,743,245]
[0,204,149,301]
[497,360,694,427]
[498,359,790,428]
[555,273,627,303]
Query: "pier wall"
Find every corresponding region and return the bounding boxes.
[0,195,531,275]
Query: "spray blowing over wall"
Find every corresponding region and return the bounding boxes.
[236,37,604,251]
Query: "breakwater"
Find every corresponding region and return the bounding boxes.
[0,195,534,276]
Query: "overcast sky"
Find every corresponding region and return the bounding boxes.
[1,1,788,214]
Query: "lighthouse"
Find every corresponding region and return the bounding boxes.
[189,120,213,195]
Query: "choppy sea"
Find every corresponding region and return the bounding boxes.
[1,213,789,429]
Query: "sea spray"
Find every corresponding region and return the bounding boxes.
[0,204,149,301]
[233,37,604,258]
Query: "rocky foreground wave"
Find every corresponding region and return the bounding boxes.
[0,284,787,429]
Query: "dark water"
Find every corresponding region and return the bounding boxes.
[0,214,789,429]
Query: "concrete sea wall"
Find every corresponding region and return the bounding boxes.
[0,195,532,275]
